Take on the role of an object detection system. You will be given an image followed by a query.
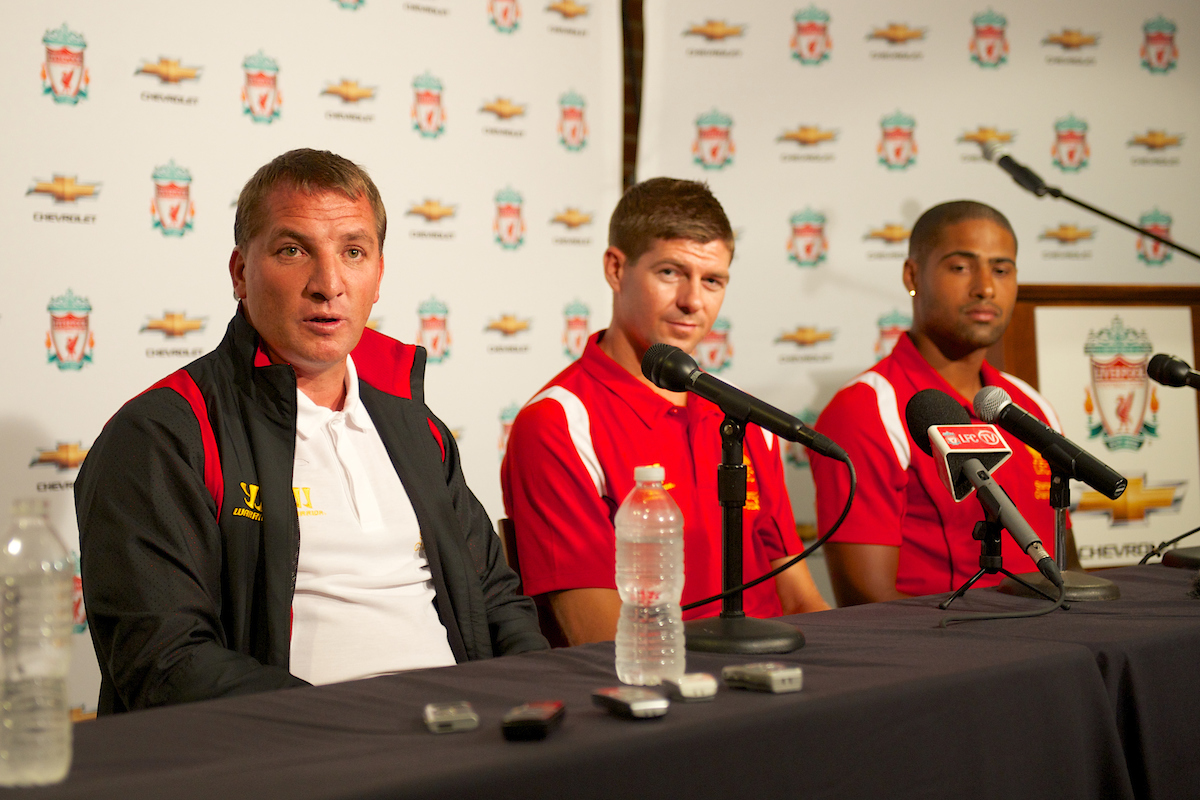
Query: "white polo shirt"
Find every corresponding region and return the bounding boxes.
[289,356,456,685]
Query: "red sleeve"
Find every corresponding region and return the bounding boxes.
[500,396,617,596]
[748,429,804,560]
[810,382,909,547]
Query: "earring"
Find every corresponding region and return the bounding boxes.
[909,289,916,297]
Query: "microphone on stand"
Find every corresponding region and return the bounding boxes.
[980,141,1051,198]
[1148,353,1200,390]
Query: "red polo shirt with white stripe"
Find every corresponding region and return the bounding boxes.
[810,333,1062,597]
[501,331,803,620]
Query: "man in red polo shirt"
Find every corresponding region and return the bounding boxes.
[811,200,1079,605]
[502,178,829,645]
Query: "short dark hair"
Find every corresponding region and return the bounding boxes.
[908,200,1016,266]
[234,148,386,250]
[608,177,734,264]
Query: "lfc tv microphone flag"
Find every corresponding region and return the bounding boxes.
[904,388,1012,501]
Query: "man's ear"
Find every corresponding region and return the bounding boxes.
[229,248,247,301]
[901,257,918,295]
[602,246,627,293]
[374,254,384,304]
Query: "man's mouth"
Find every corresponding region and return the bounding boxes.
[964,305,1000,322]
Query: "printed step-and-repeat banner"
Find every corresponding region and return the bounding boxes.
[638,1,1200,564]
[1,0,623,712]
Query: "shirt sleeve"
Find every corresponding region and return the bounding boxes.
[501,395,619,596]
[810,382,909,547]
[748,429,804,560]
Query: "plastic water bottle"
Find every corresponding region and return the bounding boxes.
[615,465,685,686]
[0,499,73,786]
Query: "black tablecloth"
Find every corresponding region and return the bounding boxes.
[13,565,1200,800]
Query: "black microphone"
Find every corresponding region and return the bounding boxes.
[1148,353,1200,390]
[904,389,1062,587]
[974,386,1126,500]
[981,141,1049,198]
[641,343,848,462]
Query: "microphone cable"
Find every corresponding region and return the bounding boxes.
[1138,524,1200,565]
[938,579,1069,628]
[681,455,856,612]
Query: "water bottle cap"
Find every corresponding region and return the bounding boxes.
[634,465,665,483]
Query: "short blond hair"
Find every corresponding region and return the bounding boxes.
[234,148,386,250]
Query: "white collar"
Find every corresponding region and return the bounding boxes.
[295,356,368,438]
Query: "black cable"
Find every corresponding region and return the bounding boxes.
[1139,525,1200,565]
[682,455,857,611]
[938,579,1068,627]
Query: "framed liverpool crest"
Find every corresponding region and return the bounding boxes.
[990,286,1200,569]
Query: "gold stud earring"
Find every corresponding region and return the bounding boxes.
[909,289,916,297]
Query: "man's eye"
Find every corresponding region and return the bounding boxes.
[348,248,362,258]
[281,246,300,257]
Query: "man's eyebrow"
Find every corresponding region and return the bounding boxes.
[936,250,1015,265]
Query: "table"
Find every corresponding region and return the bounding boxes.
[12,566,1199,800]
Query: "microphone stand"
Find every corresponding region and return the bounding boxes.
[998,465,1121,601]
[683,415,806,654]
[941,498,1058,610]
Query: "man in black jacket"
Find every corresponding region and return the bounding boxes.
[76,149,547,714]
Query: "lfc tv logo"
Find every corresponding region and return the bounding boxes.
[151,160,195,236]
[1141,16,1178,74]
[46,289,94,370]
[558,91,588,151]
[1136,209,1174,266]
[878,110,917,170]
[693,109,735,170]
[694,318,733,373]
[241,51,281,123]
[41,23,88,104]
[417,297,451,363]
[970,9,1009,67]
[1083,317,1158,451]
[494,187,526,249]
[790,6,832,65]
[1051,115,1089,172]
[412,72,446,138]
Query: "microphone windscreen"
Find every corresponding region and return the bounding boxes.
[1148,353,1190,387]
[973,386,1012,423]
[905,389,971,456]
[641,343,698,392]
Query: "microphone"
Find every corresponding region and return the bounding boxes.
[974,386,1127,500]
[1148,353,1200,390]
[980,141,1049,198]
[905,389,1062,588]
[641,343,848,462]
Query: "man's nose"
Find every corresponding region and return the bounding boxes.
[307,252,345,301]
[677,277,703,312]
[971,267,995,299]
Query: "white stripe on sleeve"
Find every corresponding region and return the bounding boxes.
[526,386,608,498]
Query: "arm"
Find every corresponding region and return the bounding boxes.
[770,556,832,614]
[823,543,912,606]
[547,588,622,645]
[76,389,306,711]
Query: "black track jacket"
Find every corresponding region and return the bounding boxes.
[76,310,547,714]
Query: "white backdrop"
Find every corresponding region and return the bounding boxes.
[638,0,1200,555]
[1,0,623,712]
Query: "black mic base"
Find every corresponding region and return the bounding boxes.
[684,615,805,655]
[1161,546,1200,569]
[997,569,1120,602]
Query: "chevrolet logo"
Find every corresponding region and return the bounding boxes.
[1043,29,1099,49]
[141,311,205,338]
[1040,224,1095,244]
[135,57,202,84]
[480,98,526,120]
[1076,475,1183,523]
[776,327,835,347]
[486,314,531,336]
[778,125,837,146]
[407,199,456,221]
[547,0,589,19]
[867,23,926,44]
[865,224,911,244]
[322,79,376,103]
[1129,130,1182,151]
[31,442,89,471]
[28,175,101,203]
[958,127,1014,146]
[551,208,592,228]
[684,20,744,41]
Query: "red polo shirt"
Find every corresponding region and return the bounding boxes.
[502,331,803,619]
[811,333,1063,597]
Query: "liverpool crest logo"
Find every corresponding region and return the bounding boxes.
[558,90,587,151]
[878,110,917,169]
[46,289,94,370]
[875,310,912,361]
[151,160,195,236]
[563,300,589,360]
[1141,16,1178,74]
[1084,317,1157,451]
[417,297,451,363]
[790,6,832,65]
[489,0,520,33]
[695,318,733,373]
[1051,114,1089,172]
[499,403,520,457]
[1136,209,1173,266]
[788,208,827,267]
[693,109,734,170]
[42,23,88,104]
[970,9,1009,67]
[412,72,446,138]
[241,51,280,123]
[494,187,525,249]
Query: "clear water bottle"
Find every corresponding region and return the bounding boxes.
[615,465,685,686]
[0,499,73,786]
